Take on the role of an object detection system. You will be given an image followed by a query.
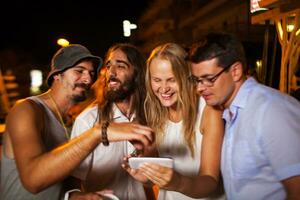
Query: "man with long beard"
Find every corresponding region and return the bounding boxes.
[1,44,153,200]
[69,43,151,200]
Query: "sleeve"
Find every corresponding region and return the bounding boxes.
[261,97,300,180]
[70,115,94,180]
[63,189,81,200]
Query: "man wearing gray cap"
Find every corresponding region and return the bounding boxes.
[1,44,153,200]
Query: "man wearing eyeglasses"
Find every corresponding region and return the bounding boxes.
[188,32,300,200]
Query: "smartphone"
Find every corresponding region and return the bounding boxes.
[128,157,173,169]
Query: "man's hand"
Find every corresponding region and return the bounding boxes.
[105,122,154,149]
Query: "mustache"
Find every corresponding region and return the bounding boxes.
[107,77,121,84]
[74,83,89,90]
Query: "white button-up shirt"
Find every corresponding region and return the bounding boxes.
[71,104,146,200]
[221,78,300,200]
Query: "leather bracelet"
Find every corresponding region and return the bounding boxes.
[101,121,110,146]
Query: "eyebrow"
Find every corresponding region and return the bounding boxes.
[195,73,215,79]
[73,65,94,71]
[151,76,175,80]
[105,59,130,68]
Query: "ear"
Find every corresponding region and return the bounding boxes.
[53,74,61,82]
[230,62,244,82]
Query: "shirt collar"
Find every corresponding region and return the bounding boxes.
[112,103,136,121]
[231,77,257,109]
[222,78,257,123]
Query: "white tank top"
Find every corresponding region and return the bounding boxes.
[157,98,224,200]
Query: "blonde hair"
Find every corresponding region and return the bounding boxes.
[144,43,199,156]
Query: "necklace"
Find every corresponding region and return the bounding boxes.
[48,92,70,139]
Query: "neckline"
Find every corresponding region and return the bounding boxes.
[48,92,70,139]
[168,119,182,125]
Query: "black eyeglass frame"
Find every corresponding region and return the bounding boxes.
[188,63,232,87]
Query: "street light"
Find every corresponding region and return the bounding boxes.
[123,20,137,37]
[30,69,43,95]
[57,38,70,47]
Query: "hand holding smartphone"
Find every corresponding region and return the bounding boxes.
[128,157,173,169]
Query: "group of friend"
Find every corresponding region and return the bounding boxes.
[1,32,300,200]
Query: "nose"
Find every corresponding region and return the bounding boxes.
[160,82,170,93]
[107,65,117,76]
[196,83,207,94]
[106,66,117,81]
[107,72,117,82]
[82,71,93,84]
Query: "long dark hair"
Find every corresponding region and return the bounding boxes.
[97,43,147,125]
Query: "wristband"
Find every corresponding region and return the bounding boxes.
[101,121,110,146]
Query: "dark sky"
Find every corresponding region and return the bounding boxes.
[0,0,150,65]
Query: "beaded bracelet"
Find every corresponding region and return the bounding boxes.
[101,121,110,146]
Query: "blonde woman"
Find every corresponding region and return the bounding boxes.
[125,43,224,200]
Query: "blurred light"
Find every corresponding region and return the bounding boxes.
[256,60,262,69]
[287,24,294,32]
[250,0,268,13]
[123,20,137,37]
[57,38,70,47]
[276,21,283,41]
[0,124,5,133]
[296,29,300,36]
[287,15,296,33]
[30,70,43,94]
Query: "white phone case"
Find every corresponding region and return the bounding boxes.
[128,157,173,169]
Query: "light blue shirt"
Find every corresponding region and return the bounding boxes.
[221,78,300,200]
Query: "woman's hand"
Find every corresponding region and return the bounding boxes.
[138,163,181,190]
[122,155,150,184]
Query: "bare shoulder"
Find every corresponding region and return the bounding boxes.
[7,98,43,119]
[200,105,224,134]
[6,98,44,135]
[4,98,46,158]
[202,105,223,119]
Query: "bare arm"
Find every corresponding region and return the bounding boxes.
[139,105,224,198]
[282,176,300,200]
[175,105,224,197]
[6,100,153,193]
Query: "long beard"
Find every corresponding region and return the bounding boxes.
[105,78,135,102]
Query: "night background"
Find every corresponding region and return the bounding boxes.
[0,0,299,117]
[0,0,150,85]
[0,1,299,199]
[0,0,150,60]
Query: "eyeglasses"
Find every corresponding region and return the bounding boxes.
[188,64,232,87]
